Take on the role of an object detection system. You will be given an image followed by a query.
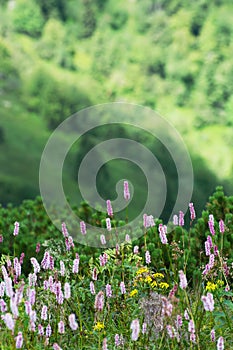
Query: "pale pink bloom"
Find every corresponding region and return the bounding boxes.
[94,291,104,312]
[209,254,215,268]
[102,338,108,350]
[210,329,215,341]
[179,211,184,226]
[133,246,139,254]
[58,321,65,334]
[142,322,147,334]
[125,234,131,242]
[72,258,79,274]
[29,273,37,287]
[130,319,140,341]
[205,241,210,256]
[176,315,182,328]
[36,243,40,253]
[2,265,8,280]
[15,331,23,348]
[167,325,175,338]
[10,296,19,317]
[173,214,178,225]
[56,291,64,305]
[214,245,219,256]
[145,250,151,264]
[124,181,130,200]
[100,234,106,245]
[19,253,24,265]
[143,214,154,228]
[207,235,213,248]
[61,222,69,237]
[106,200,113,217]
[49,255,54,270]
[64,283,71,299]
[217,336,224,350]
[5,277,13,297]
[69,314,78,330]
[30,258,40,274]
[28,289,36,305]
[41,252,50,270]
[219,219,225,233]
[0,299,7,312]
[189,203,196,220]
[92,267,98,280]
[41,305,48,320]
[80,221,86,235]
[179,270,187,289]
[106,284,112,298]
[209,214,214,222]
[60,261,65,276]
[90,281,95,295]
[24,301,31,315]
[161,296,173,317]
[53,343,63,350]
[120,281,126,294]
[3,313,15,331]
[29,321,36,332]
[208,219,215,235]
[114,334,124,346]
[13,222,20,236]
[38,324,44,336]
[188,319,195,333]
[44,280,49,290]
[184,309,189,320]
[46,324,52,337]
[201,293,214,312]
[29,310,37,323]
[190,332,196,343]
[106,218,111,231]
[0,281,6,297]
[158,224,168,244]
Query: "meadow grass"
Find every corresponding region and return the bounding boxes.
[0,195,233,350]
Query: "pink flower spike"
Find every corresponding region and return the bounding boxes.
[105,284,112,298]
[179,270,187,289]
[130,319,140,341]
[94,291,104,312]
[210,329,215,342]
[106,200,113,217]
[61,222,69,238]
[173,215,178,225]
[217,336,224,350]
[13,222,20,236]
[58,321,65,334]
[201,292,214,312]
[189,203,196,220]
[179,211,184,226]
[219,219,225,233]
[68,314,78,331]
[15,331,23,348]
[100,234,106,245]
[145,250,151,264]
[80,221,86,235]
[106,218,111,231]
[124,181,130,201]
[208,220,215,235]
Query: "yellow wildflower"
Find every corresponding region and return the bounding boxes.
[150,281,158,288]
[153,273,164,279]
[159,282,169,289]
[216,280,224,286]
[136,267,148,275]
[145,276,152,283]
[206,281,217,292]
[93,322,104,331]
[130,289,138,297]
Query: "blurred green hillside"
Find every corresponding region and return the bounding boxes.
[0,0,233,219]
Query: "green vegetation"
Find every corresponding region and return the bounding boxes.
[0,187,233,349]
[0,0,233,211]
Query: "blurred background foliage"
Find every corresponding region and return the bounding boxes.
[0,0,233,221]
